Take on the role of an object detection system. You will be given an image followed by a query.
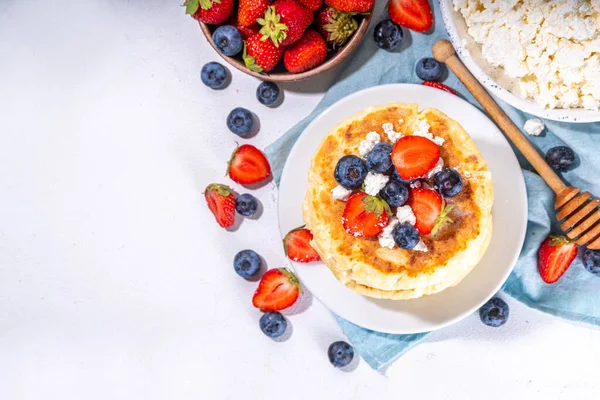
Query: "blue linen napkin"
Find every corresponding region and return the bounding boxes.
[266,4,600,372]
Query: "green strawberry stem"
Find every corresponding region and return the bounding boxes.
[242,44,263,73]
[257,6,288,47]
[432,203,455,237]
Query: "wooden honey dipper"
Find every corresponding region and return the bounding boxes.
[432,39,600,250]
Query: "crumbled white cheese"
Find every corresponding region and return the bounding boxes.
[410,180,422,189]
[358,131,381,157]
[364,172,389,196]
[396,205,416,226]
[382,122,403,144]
[378,218,399,249]
[413,239,428,252]
[426,157,444,179]
[524,118,545,136]
[412,119,445,146]
[331,185,353,201]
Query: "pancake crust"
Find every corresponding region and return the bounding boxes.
[302,103,493,300]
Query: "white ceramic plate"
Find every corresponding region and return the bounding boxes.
[278,84,528,334]
[440,0,600,123]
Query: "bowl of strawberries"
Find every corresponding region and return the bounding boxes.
[185,0,373,81]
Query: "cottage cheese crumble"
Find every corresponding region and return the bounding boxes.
[453,0,600,110]
[358,132,381,157]
[412,119,445,146]
[524,118,545,136]
[378,218,399,249]
[383,122,403,143]
[396,205,417,226]
[413,239,428,252]
[426,157,444,179]
[364,172,389,196]
[331,185,353,201]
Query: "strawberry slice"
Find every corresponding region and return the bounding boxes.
[204,183,236,228]
[227,144,271,185]
[252,268,301,311]
[422,81,457,95]
[538,234,578,284]
[391,135,440,181]
[342,193,390,238]
[284,227,321,263]
[407,188,442,235]
[388,0,433,33]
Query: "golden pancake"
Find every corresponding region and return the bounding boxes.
[302,103,493,300]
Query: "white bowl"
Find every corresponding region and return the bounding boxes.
[439,0,600,123]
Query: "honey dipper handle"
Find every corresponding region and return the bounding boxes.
[432,40,567,194]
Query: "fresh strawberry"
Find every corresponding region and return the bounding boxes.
[391,136,440,181]
[252,268,301,311]
[324,0,373,13]
[204,183,236,228]
[342,193,391,238]
[538,234,578,284]
[283,30,328,73]
[227,144,271,185]
[243,33,284,73]
[257,1,314,47]
[316,7,358,48]
[238,0,269,27]
[226,9,261,39]
[284,227,321,263]
[388,0,433,32]
[297,0,323,11]
[407,188,443,235]
[422,81,458,95]
[184,0,233,25]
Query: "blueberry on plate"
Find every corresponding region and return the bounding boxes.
[227,107,254,137]
[235,193,259,217]
[256,81,280,106]
[334,155,368,190]
[212,25,243,56]
[545,146,575,171]
[201,62,228,89]
[327,341,354,368]
[583,248,600,276]
[366,142,394,174]
[259,311,287,338]
[380,180,409,207]
[233,249,262,279]
[373,19,403,51]
[479,297,509,327]
[416,57,443,81]
[392,223,420,250]
[433,168,463,198]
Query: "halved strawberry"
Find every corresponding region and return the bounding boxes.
[204,183,236,228]
[422,81,457,95]
[391,135,440,181]
[284,227,321,263]
[388,0,433,33]
[252,268,301,311]
[227,144,271,185]
[342,193,390,238]
[538,234,578,284]
[407,188,442,235]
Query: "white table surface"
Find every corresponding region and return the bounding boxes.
[1,1,599,399]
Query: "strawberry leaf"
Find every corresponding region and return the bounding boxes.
[206,183,232,197]
[548,234,572,246]
[362,196,390,218]
[183,0,200,14]
[432,203,455,237]
[257,6,288,47]
[243,44,263,73]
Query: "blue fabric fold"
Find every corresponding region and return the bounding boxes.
[266,4,600,372]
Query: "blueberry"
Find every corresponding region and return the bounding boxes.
[380,180,409,207]
[392,223,420,250]
[373,19,403,51]
[416,57,443,81]
[233,249,262,279]
[201,62,228,89]
[256,81,280,106]
[227,107,254,137]
[334,155,368,190]
[479,297,509,327]
[366,142,394,174]
[235,193,259,217]
[212,25,243,56]
[259,312,287,338]
[433,168,463,198]
[327,341,354,368]
[391,167,413,185]
[545,146,575,171]
[583,248,600,276]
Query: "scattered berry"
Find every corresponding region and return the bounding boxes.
[327,341,354,368]
[392,222,420,249]
[184,0,233,25]
[433,168,463,198]
[583,248,600,276]
[538,234,578,284]
[227,144,272,185]
[391,135,441,181]
[334,155,368,190]
[204,183,236,228]
[252,268,301,311]
[416,57,442,81]
[315,7,358,48]
[422,81,457,95]
[201,62,229,89]
[234,249,262,278]
[244,33,284,73]
[227,107,254,137]
[342,193,390,237]
[256,81,280,106]
[325,0,374,13]
[259,311,288,338]
[388,0,433,33]
[479,297,509,327]
[380,180,409,207]
[212,25,243,56]
[373,19,403,51]
[235,193,259,217]
[238,0,269,27]
[406,187,443,235]
[283,30,328,73]
[284,227,321,263]
[545,146,575,172]
[366,142,394,174]
[258,1,314,47]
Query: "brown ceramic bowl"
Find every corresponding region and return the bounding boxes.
[199,13,371,82]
